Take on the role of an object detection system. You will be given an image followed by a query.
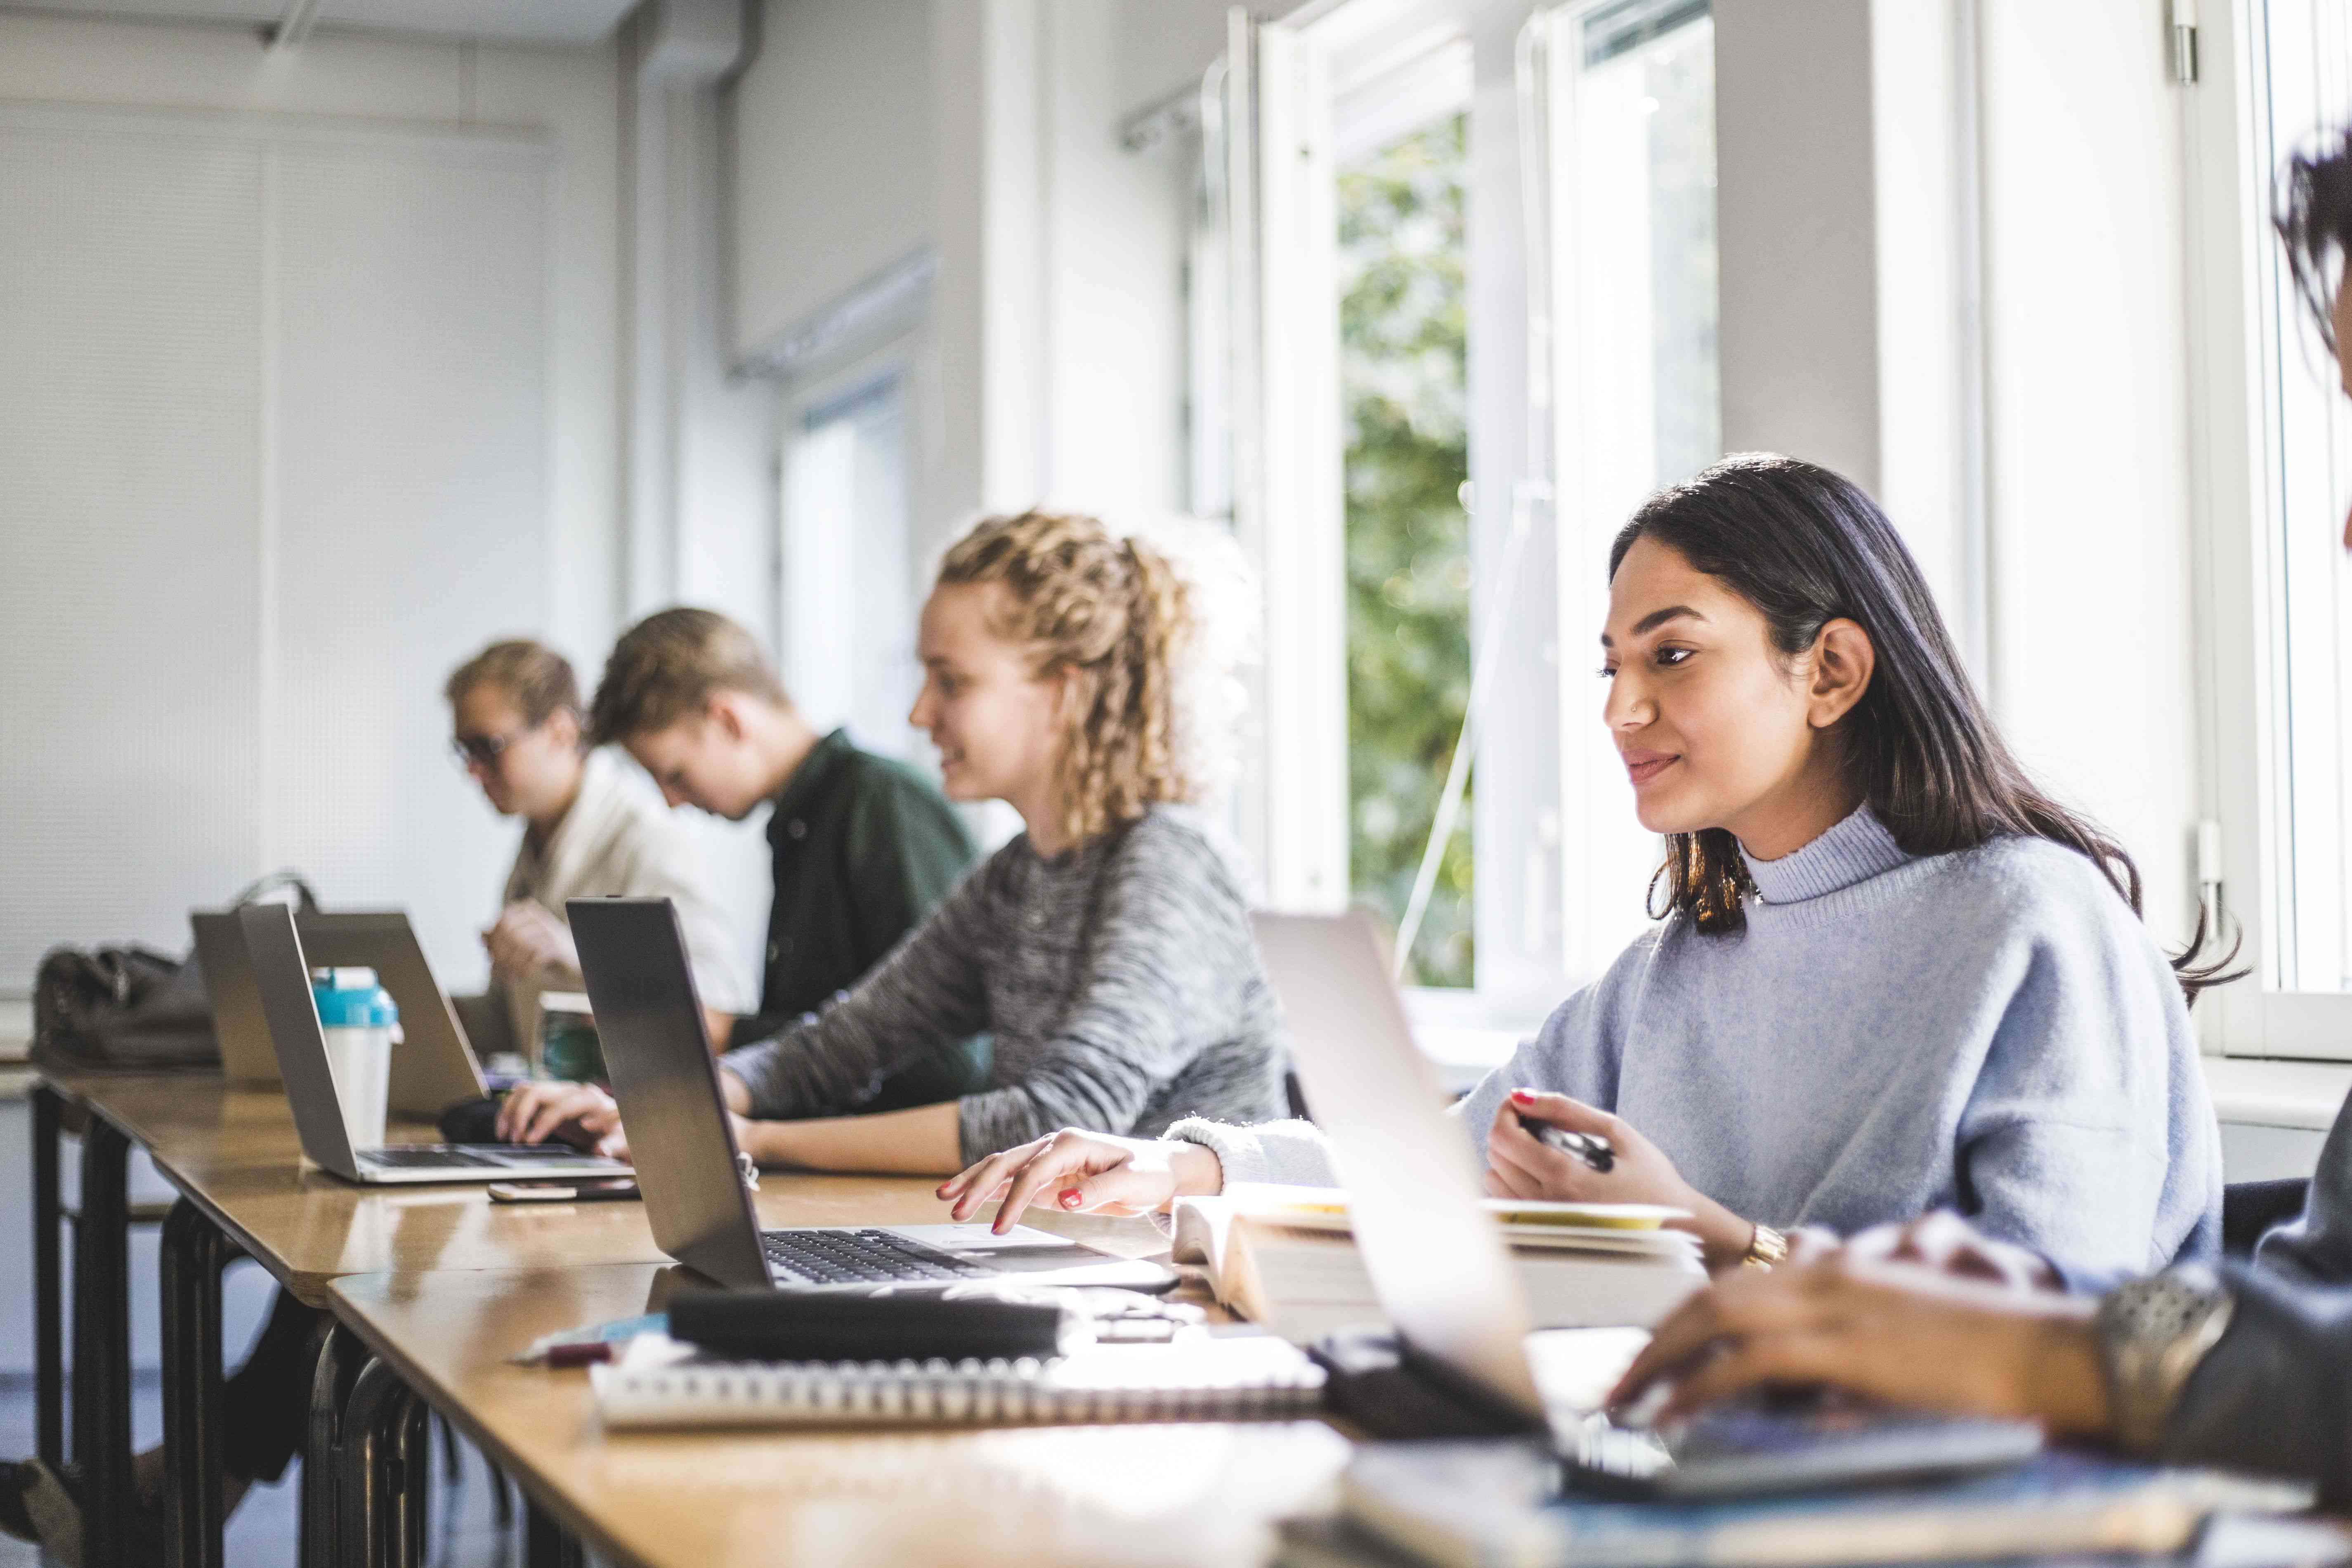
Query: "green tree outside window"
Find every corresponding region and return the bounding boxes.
[1339,113,1473,988]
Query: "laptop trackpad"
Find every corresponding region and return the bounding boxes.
[890,1223,1087,1269]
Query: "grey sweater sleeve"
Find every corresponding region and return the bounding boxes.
[2161,1263,2352,1504]
[953,821,1274,1161]
[1164,1117,1338,1187]
[719,867,994,1119]
[1953,917,2221,1280]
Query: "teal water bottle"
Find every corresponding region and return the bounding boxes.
[311,967,399,1150]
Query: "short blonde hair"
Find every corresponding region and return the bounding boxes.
[938,510,1245,846]
[444,639,580,728]
[587,608,791,745]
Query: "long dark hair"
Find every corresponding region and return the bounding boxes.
[1610,453,2239,1006]
[2276,126,2352,351]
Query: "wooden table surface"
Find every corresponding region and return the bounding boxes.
[50,1069,1353,1564]
[329,1262,1351,1568]
[43,1071,1171,1305]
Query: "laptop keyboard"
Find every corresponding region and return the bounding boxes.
[360,1145,597,1169]
[1568,1417,1675,1486]
[760,1228,996,1285]
[362,1147,505,1169]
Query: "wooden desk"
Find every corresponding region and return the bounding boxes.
[328,1263,1351,1568]
[50,1072,1111,1303]
[39,1067,1259,1568]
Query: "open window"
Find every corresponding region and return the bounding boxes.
[1215,0,1718,1057]
[2191,0,2352,1056]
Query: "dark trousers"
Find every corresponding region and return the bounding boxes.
[219,1287,323,1485]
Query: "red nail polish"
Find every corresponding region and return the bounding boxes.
[1510,1089,1535,1105]
[1060,1189,1083,1207]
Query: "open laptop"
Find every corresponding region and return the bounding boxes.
[190,910,281,1086]
[237,903,628,1185]
[296,910,486,1115]
[568,895,1178,1294]
[195,908,486,1116]
[1253,910,2044,1498]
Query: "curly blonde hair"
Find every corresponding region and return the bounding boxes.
[938,510,1245,846]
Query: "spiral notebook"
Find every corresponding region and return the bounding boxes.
[591,1332,1327,1429]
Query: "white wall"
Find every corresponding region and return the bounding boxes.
[0,13,624,995]
[0,10,623,690]
[732,0,936,359]
[1712,0,1884,492]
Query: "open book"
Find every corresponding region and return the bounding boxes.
[1170,1184,1706,1343]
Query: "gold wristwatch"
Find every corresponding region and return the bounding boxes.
[1741,1222,1789,1270]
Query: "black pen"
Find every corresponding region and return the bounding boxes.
[1516,1112,1615,1173]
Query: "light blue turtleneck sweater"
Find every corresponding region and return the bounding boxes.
[1171,807,2222,1283]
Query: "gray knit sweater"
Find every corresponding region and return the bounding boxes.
[720,805,1290,1163]
[1169,806,2222,1283]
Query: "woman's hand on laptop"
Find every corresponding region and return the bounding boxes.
[1489,1090,1757,1270]
[496,1080,625,1156]
[937,1130,1225,1235]
[1603,1249,2108,1437]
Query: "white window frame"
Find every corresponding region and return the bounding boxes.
[775,337,926,762]
[1221,0,1720,1055]
[1229,0,1572,1037]
[2186,0,2352,1059]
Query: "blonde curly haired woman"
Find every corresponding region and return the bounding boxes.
[501,510,1288,1173]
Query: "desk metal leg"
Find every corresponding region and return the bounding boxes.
[161,1198,242,1568]
[524,1499,584,1568]
[301,1318,363,1568]
[70,1114,132,1568]
[339,1358,428,1568]
[31,1083,64,1472]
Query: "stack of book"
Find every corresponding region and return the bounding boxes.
[1169,1183,1706,1342]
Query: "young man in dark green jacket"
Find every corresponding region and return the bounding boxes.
[586,607,989,1107]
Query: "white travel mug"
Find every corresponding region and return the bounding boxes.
[311,966,399,1151]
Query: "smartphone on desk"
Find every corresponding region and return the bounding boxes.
[486,1177,641,1204]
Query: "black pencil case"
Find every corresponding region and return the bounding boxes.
[667,1285,1072,1363]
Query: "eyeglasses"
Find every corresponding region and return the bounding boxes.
[450,723,539,770]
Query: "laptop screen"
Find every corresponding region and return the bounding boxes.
[237,903,364,1175]
[569,897,770,1289]
[1251,910,1546,1423]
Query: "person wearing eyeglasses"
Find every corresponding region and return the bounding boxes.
[444,638,744,1058]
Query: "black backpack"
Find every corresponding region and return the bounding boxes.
[31,871,317,1077]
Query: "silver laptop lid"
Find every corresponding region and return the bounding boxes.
[1251,909,1544,1422]
[569,896,770,1289]
[237,903,363,1178]
[295,911,484,1114]
[190,910,280,1085]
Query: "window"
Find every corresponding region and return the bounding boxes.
[1339,77,1476,988]
[2255,0,2352,993]
[2192,0,2352,1055]
[779,366,922,762]
[1542,0,1721,978]
[1217,0,1718,1037]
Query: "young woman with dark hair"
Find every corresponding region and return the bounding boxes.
[1598,126,2352,1502]
[947,455,2226,1287]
